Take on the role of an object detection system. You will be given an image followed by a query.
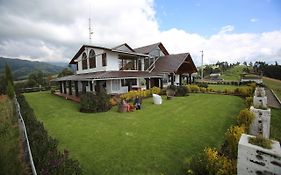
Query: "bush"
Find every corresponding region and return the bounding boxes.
[80,91,111,113]
[245,97,253,108]
[197,82,208,88]
[186,148,236,175]
[225,125,245,158]
[236,108,254,131]
[17,94,82,174]
[150,86,161,95]
[187,84,200,92]
[175,86,188,96]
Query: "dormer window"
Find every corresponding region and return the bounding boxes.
[82,52,88,70]
[89,49,96,68]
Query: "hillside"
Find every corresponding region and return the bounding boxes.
[221,65,246,81]
[0,57,64,80]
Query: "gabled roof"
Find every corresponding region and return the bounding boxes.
[112,43,135,53]
[69,45,148,64]
[134,42,169,55]
[152,53,197,74]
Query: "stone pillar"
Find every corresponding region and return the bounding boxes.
[63,81,67,94]
[68,81,72,95]
[59,82,63,93]
[74,81,78,97]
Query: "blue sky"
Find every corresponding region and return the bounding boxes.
[155,0,281,36]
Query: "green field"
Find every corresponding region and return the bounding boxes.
[0,96,26,174]
[263,77,281,100]
[24,92,244,175]
[271,108,281,142]
[221,65,245,81]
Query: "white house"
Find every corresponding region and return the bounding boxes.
[53,42,197,96]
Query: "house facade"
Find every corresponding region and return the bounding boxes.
[53,42,197,96]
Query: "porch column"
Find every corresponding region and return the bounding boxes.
[74,81,78,97]
[189,74,192,84]
[179,74,182,86]
[170,73,174,85]
[89,81,93,91]
[63,81,67,94]
[160,79,163,89]
[82,81,86,94]
[68,81,72,95]
[59,82,63,93]
[145,78,150,90]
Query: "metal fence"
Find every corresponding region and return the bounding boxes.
[14,97,37,175]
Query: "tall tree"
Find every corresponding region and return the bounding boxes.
[5,63,13,86]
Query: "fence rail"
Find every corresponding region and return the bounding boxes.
[14,97,37,175]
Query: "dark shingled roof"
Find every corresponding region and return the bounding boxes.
[134,42,169,55]
[152,53,197,74]
[52,71,161,81]
[112,43,135,53]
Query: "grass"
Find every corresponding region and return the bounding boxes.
[221,65,245,81]
[0,96,27,175]
[24,91,244,175]
[271,108,281,142]
[263,77,281,100]
[208,84,244,91]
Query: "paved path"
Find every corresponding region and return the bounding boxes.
[265,88,281,109]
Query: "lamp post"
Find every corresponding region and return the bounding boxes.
[200,50,204,80]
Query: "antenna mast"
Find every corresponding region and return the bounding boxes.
[88,18,93,44]
[200,50,204,80]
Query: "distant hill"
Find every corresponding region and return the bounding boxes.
[0,57,65,80]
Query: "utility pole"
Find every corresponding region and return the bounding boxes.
[88,18,93,44]
[200,50,204,80]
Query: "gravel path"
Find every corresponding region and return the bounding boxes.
[265,88,281,109]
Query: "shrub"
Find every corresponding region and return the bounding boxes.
[225,125,245,158]
[245,97,253,108]
[80,91,111,113]
[200,87,207,93]
[167,85,177,91]
[248,135,273,149]
[187,84,200,92]
[197,82,208,88]
[175,86,188,96]
[17,94,82,174]
[186,148,236,175]
[150,86,161,95]
[236,108,254,131]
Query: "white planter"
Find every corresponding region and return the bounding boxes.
[237,134,281,175]
[152,94,162,105]
[249,106,271,138]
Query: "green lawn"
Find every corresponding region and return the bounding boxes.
[0,96,26,174]
[24,92,244,175]
[263,77,281,100]
[208,84,243,91]
[271,108,281,142]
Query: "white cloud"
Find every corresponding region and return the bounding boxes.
[0,0,280,66]
[250,18,259,22]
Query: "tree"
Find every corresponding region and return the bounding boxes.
[58,68,74,78]
[6,81,14,99]
[27,70,47,87]
[5,63,14,86]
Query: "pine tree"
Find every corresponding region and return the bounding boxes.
[5,63,14,86]
[6,81,14,99]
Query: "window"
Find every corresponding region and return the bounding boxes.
[111,79,120,91]
[82,53,88,70]
[102,53,107,66]
[89,49,96,68]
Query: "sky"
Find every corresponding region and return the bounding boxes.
[0,0,281,66]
